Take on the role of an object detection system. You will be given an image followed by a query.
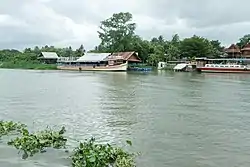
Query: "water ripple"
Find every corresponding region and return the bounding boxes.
[1,70,250,167]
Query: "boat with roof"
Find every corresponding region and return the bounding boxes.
[196,58,250,73]
[56,52,141,72]
[195,43,250,73]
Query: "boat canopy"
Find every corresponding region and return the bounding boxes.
[76,53,111,62]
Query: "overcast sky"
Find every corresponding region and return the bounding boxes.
[1,0,250,51]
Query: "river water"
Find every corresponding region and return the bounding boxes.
[1,69,250,167]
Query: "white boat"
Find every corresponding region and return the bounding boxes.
[57,52,142,72]
[57,53,129,72]
[57,61,128,71]
[196,58,250,73]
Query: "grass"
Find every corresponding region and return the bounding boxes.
[0,61,57,70]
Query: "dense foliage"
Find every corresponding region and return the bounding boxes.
[7,126,67,159]
[0,121,137,167]
[0,12,249,68]
[90,12,250,65]
[0,121,26,137]
[0,45,85,69]
[71,138,136,167]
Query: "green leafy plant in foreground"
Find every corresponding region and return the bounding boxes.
[7,126,67,159]
[71,138,136,167]
[0,121,137,167]
[0,121,27,137]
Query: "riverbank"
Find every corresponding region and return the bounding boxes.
[0,61,57,70]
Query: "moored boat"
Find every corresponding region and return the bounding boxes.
[57,53,128,72]
[196,58,250,73]
[57,61,128,71]
[57,52,141,72]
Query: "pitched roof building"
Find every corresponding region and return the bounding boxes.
[38,52,59,64]
[39,52,59,59]
[241,43,250,58]
[105,51,141,62]
[224,44,241,58]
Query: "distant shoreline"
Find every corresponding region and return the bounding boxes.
[0,61,57,70]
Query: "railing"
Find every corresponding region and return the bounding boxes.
[205,64,245,68]
[105,56,123,60]
[57,63,107,67]
[57,57,79,62]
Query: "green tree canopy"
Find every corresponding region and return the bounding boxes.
[236,34,250,48]
[180,35,215,58]
[97,12,136,52]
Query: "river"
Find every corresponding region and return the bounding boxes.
[1,69,250,167]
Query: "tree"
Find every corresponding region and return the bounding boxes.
[97,12,136,52]
[24,48,32,53]
[66,46,73,57]
[158,35,164,44]
[210,40,223,51]
[33,46,40,55]
[236,34,250,48]
[165,44,180,61]
[164,34,181,60]
[208,40,224,58]
[150,35,165,45]
[147,45,165,66]
[180,35,214,59]
[171,34,180,45]
[75,44,85,57]
[151,37,158,44]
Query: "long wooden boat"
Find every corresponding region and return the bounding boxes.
[196,58,250,73]
[57,62,128,71]
[197,64,250,73]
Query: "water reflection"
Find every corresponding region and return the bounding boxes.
[96,72,139,142]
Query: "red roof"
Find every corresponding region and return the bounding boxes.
[109,51,141,62]
[241,43,250,51]
[225,44,241,53]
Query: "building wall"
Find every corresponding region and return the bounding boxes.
[226,53,241,58]
[41,59,58,64]
[242,50,250,56]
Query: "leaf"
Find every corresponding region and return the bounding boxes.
[79,142,83,149]
[40,150,47,153]
[22,151,28,159]
[126,140,132,146]
[89,156,96,163]
[59,126,66,135]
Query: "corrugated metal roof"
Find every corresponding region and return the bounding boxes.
[41,52,59,59]
[173,63,188,70]
[106,51,141,62]
[76,53,111,62]
[110,52,135,60]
